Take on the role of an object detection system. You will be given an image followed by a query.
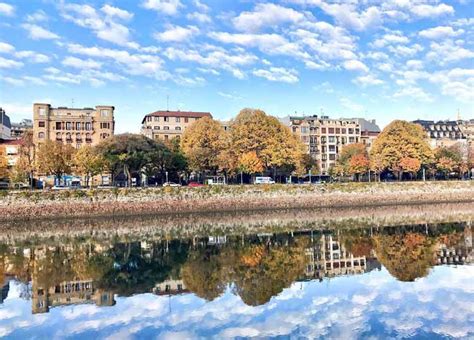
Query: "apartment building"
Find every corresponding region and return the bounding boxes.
[141,110,212,141]
[283,115,380,174]
[0,139,21,167]
[413,120,467,149]
[0,108,11,140]
[10,119,33,139]
[32,103,115,148]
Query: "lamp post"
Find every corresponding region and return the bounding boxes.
[165,171,169,183]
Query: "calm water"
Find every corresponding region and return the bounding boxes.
[0,217,473,339]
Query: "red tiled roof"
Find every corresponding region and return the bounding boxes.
[142,110,212,123]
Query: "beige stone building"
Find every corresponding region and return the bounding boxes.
[283,115,380,174]
[141,110,212,141]
[33,103,115,148]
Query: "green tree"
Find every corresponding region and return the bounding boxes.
[36,141,75,185]
[370,120,433,179]
[335,143,368,180]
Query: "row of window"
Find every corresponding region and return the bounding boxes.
[38,108,110,117]
[146,116,191,123]
[37,121,112,131]
[153,126,181,131]
[297,127,360,134]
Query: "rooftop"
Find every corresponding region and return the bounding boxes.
[142,110,212,123]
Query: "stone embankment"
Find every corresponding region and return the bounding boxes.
[0,181,473,221]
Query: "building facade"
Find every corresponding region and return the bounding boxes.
[0,139,21,167]
[10,119,33,139]
[33,103,115,148]
[141,110,212,141]
[283,115,380,174]
[0,108,11,140]
[413,120,468,149]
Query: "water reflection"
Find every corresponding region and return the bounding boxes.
[1,222,472,316]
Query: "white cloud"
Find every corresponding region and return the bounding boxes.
[430,68,474,103]
[60,3,137,48]
[427,40,474,64]
[0,2,14,16]
[419,26,464,40]
[142,0,183,15]
[409,3,454,17]
[343,60,369,72]
[101,4,134,20]
[4,77,24,86]
[354,74,384,86]
[218,91,243,100]
[62,56,102,70]
[393,86,433,102]
[233,3,305,33]
[15,50,50,63]
[26,10,48,23]
[340,97,364,112]
[318,3,382,31]
[186,12,211,24]
[0,56,23,68]
[388,44,423,57]
[372,32,409,48]
[0,41,14,53]
[253,67,299,83]
[21,24,59,40]
[154,25,199,42]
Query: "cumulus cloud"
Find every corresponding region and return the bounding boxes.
[154,25,200,42]
[0,56,23,68]
[233,3,305,33]
[343,60,369,72]
[21,24,59,40]
[141,0,183,15]
[62,56,102,69]
[0,2,14,16]
[253,67,299,83]
[0,41,14,54]
[354,74,384,86]
[419,26,465,40]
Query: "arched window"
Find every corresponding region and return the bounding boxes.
[76,133,82,141]
[56,132,62,141]
[38,132,45,139]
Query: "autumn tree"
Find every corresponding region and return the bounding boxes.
[230,108,305,177]
[0,145,8,180]
[370,120,433,179]
[36,141,76,185]
[399,157,421,179]
[73,145,107,187]
[434,145,463,178]
[238,151,264,175]
[180,116,227,175]
[10,130,36,187]
[335,143,369,180]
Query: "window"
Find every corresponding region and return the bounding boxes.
[164,117,169,122]
[175,126,181,130]
[100,122,110,129]
[147,116,152,122]
[76,133,82,141]
[100,109,108,117]
[85,122,91,131]
[328,136,335,143]
[39,108,46,116]
[329,145,336,152]
[56,132,61,141]
[321,128,326,134]
[301,127,308,133]
[38,121,45,128]
[349,137,355,143]
[342,128,346,134]
[184,117,189,123]
[66,122,72,130]
[348,128,354,134]
[76,122,81,130]
[154,117,159,122]
[176,117,180,122]
[336,128,340,134]
[38,132,45,139]
[85,133,92,142]
[329,154,336,160]
[56,122,62,130]
[321,136,326,143]
[328,128,334,134]
[153,126,160,130]
[164,135,169,140]
[163,126,169,130]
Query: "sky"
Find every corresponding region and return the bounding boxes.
[0,0,473,133]
[1,266,473,338]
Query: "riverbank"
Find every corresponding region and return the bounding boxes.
[0,181,473,221]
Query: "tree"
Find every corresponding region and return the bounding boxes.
[230,108,305,177]
[143,139,187,184]
[73,145,107,187]
[349,154,370,180]
[335,143,368,179]
[238,151,264,175]
[370,120,433,179]
[399,157,421,179]
[0,145,8,180]
[96,134,159,186]
[12,130,36,187]
[434,145,463,178]
[180,116,227,174]
[36,141,75,185]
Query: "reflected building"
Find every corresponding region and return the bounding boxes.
[304,234,380,280]
[436,226,473,266]
[32,279,115,314]
[153,279,189,296]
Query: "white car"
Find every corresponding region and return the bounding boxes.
[163,182,181,187]
[254,176,275,184]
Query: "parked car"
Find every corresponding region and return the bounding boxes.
[52,185,70,190]
[0,181,9,190]
[188,181,204,187]
[13,183,30,190]
[163,182,181,187]
[254,176,275,184]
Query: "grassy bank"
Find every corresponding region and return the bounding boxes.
[0,181,473,221]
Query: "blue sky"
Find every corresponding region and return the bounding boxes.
[0,0,473,133]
